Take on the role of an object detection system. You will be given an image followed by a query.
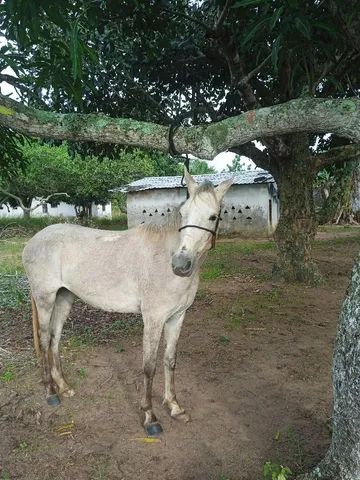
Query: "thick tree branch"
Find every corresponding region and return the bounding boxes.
[0,189,69,213]
[1,94,360,159]
[314,144,360,171]
[0,190,28,211]
[230,142,270,170]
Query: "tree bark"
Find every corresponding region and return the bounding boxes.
[298,252,360,479]
[1,94,360,159]
[22,208,31,219]
[272,136,320,283]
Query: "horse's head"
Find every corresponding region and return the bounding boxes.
[172,170,233,277]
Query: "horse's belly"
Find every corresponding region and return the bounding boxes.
[66,281,141,314]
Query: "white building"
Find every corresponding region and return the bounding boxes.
[117,170,279,237]
[0,199,112,219]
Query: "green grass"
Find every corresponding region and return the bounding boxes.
[0,236,29,307]
[201,240,274,281]
[0,236,28,274]
[0,363,16,383]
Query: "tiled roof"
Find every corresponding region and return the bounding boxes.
[115,169,274,193]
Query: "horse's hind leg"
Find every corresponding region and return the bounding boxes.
[34,293,59,405]
[163,311,190,422]
[49,288,75,397]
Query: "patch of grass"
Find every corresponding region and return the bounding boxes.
[201,239,275,282]
[219,334,230,344]
[89,455,111,480]
[263,461,292,480]
[18,441,28,450]
[195,288,208,300]
[114,344,125,353]
[0,236,28,274]
[0,363,15,383]
[65,332,95,349]
[0,274,29,308]
[78,367,87,379]
[216,240,274,256]
[315,236,360,249]
[225,305,259,330]
[99,317,142,339]
[201,263,224,280]
[318,224,360,233]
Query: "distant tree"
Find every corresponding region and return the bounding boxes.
[189,159,216,175]
[0,143,71,217]
[226,155,253,173]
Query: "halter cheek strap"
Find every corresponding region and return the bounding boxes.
[178,213,221,249]
[178,225,216,235]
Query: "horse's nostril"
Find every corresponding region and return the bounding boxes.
[185,260,191,270]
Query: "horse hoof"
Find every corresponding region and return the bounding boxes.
[47,394,61,406]
[62,388,75,398]
[173,412,191,423]
[145,422,163,436]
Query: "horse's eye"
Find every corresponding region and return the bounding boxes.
[209,215,217,221]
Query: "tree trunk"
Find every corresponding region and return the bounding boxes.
[272,136,320,283]
[22,208,31,219]
[298,252,360,480]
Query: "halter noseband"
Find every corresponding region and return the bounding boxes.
[178,213,221,249]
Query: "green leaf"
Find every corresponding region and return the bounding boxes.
[271,35,282,71]
[269,6,284,30]
[242,17,270,46]
[69,19,83,81]
[233,0,267,7]
[294,17,311,39]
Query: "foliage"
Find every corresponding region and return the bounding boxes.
[189,159,216,175]
[263,461,292,480]
[316,161,359,224]
[0,128,27,180]
[226,155,252,172]
[0,142,181,217]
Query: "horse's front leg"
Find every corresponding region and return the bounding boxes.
[141,318,164,435]
[163,311,190,423]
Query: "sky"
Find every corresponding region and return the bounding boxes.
[1,64,255,172]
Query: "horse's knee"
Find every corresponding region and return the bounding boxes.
[164,355,176,370]
[143,362,156,378]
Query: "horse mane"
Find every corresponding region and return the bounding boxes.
[138,205,182,237]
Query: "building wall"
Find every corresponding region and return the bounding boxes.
[219,184,278,236]
[127,188,186,228]
[0,200,112,218]
[127,184,279,237]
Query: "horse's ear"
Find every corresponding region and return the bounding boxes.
[184,167,197,197]
[215,177,234,201]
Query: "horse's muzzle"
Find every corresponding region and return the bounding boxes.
[171,253,193,277]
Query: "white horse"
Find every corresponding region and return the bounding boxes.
[23,170,232,435]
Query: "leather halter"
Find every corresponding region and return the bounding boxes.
[178,213,221,249]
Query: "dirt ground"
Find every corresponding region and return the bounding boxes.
[1,229,359,480]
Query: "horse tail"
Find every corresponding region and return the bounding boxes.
[31,296,41,358]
